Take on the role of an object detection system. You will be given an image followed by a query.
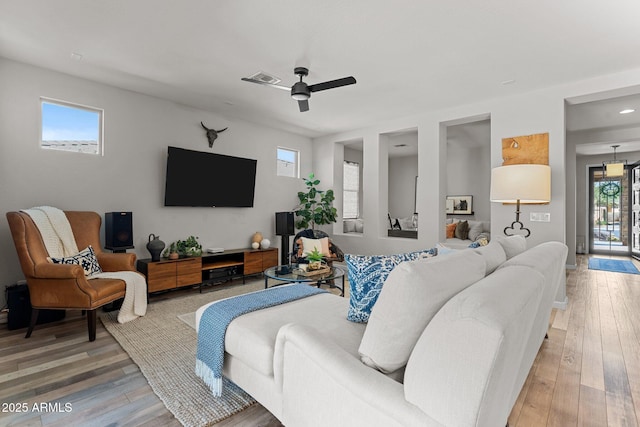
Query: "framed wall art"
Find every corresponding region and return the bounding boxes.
[446,195,473,215]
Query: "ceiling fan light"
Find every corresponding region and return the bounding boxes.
[291,82,310,101]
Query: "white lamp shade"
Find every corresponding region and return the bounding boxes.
[606,162,624,177]
[490,164,551,203]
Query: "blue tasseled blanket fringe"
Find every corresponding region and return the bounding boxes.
[196,284,327,397]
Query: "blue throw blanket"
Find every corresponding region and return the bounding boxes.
[195,284,327,397]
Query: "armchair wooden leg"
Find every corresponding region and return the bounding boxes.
[87,309,97,342]
[25,308,39,338]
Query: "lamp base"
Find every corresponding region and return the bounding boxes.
[503,199,531,238]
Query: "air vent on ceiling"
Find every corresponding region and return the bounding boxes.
[247,71,281,85]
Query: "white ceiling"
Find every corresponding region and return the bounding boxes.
[2,1,640,141]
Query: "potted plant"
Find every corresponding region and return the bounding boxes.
[294,173,338,230]
[166,242,179,260]
[163,235,202,258]
[306,247,324,271]
[177,235,202,257]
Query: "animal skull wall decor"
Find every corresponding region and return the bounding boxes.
[201,122,228,148]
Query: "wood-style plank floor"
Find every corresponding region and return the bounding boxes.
[1,254,638,426]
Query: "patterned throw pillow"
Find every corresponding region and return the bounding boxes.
[49,245,103,277]
[345,247,438,323]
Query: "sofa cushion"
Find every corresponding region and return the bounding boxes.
[454,220,469,239]
[49,245,103,276]
[473,240,507,275]
[358,250,486,373]
[345,248,438,323]
[467,221,484,241]
[496,235,527,259]
[298,236,331,257]
[195,291,365,377]
[445,222,457,238]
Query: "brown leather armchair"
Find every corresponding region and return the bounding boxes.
[6,211,136,341]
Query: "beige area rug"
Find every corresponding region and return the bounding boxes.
[100,280,265,427]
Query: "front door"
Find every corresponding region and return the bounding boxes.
[589,166,629,255]
[632,165,640,259]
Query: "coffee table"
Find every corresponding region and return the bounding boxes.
[263,265,345,297]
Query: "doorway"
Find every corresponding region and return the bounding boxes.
[589,166,630,255]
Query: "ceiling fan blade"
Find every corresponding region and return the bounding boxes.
[241,77,291,91]
[298,99,309,112]
[308,76,356,93]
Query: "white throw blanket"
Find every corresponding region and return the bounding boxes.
[22,206,78,258]
[93,271,147,323]
[21,206,146,323]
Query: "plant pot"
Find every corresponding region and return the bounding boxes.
[168,252,179,260]
[308,261,322,271]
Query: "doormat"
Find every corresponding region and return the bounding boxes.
[588,257,640,274]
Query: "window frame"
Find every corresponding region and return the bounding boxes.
[276,146,300,178]
[40,97,104,156]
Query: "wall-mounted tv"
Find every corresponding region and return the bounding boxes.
[164,146,257,207]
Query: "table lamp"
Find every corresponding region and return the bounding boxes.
[490,164,551,238]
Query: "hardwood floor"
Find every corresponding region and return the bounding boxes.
[1,254,638,426]
[508,254,640,427]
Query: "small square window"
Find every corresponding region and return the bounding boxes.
[41,98,103,155]
[277,147,299,178]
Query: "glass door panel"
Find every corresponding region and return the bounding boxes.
[590,167,629,255]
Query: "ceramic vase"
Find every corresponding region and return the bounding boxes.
[147,234,165,262]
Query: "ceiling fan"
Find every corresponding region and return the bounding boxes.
[241,67,356,112]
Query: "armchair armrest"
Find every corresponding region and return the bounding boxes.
[274,323,433,427]
[33,262,84,279]
[97,252,136,272]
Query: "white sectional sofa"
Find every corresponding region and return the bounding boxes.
[195,237,567,427]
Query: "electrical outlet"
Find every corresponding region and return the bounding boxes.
[530,212,551,222]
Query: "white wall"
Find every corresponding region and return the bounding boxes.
[0,58,312,308]
[446,144,491,221]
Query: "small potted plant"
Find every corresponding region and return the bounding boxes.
[166,242,179,260]
[306,248,324,271]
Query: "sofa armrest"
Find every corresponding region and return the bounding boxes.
[274,323,435,427]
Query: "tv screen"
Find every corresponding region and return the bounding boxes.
[164,146,257,207]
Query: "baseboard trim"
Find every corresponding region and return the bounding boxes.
[553,297,568,310]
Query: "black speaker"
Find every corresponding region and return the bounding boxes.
[6,284,65,330]
[275,212,294,236]
[105,212,134,250]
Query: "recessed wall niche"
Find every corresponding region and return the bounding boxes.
[384,129,418,239]
[445,118,491,223]
[340,139,364,234]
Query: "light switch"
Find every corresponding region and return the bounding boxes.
[530,212,551,222]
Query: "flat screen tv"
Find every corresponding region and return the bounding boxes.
[164,146,257,207]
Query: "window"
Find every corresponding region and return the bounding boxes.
[343,161,360,219]
[277,147,299,178]
[40,98,103,155]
